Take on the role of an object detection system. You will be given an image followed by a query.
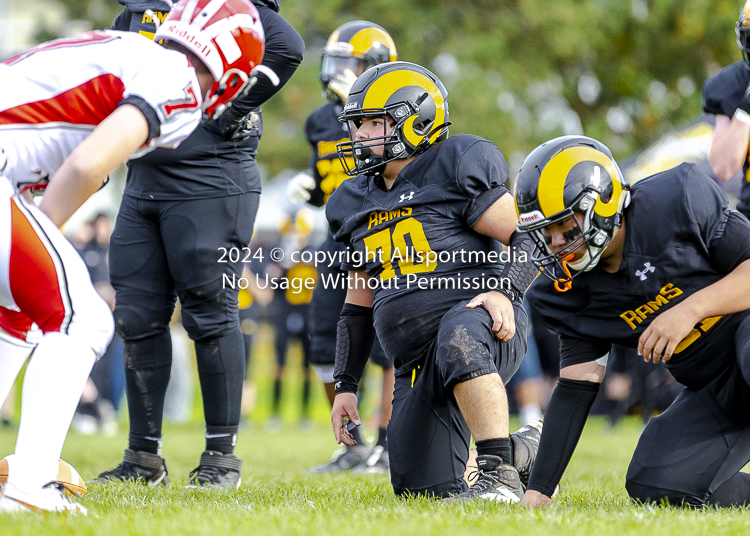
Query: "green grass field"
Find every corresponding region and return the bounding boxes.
[2,417,750,535]
[1,326,749,535]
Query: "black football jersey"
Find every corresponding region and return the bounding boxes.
[702,61,750,217]
[326,134,511,372]
[527,163,750,390]
[303,100,355,208]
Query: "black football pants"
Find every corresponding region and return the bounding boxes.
[110,192,258,441]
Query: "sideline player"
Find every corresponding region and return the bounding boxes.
[93,0,303,489]
[704,0,750,219]
[287,20,397,474]
[0,0,266,513]
[516,135,750,508]
[327,61,541,501]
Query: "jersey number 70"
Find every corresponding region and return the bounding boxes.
[363,217,437,280]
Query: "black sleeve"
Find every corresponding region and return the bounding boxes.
[702,63,748,117]
[684,164,731,248]
[111,8,133,31]
[333,303,376,395]
[527,378,600,497]
[454,139,510,227]
[217,6,304,123]
[709,211,750,273]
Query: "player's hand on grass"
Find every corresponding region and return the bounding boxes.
[637,304,700,363]
[520,489,552,508]
[466,291,516,341]
[331,392,361,447]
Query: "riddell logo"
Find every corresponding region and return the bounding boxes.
[519,210,544,224]
[344,102,358,110]
[168,25,213,59]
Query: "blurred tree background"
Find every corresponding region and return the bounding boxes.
[34,0,746,177]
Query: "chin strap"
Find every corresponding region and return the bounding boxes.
[553,253,575,292]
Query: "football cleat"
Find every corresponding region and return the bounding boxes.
[185,451,242,489]
[308,445,371,474]
[443,455,523,504]
[351,445,390,474]
[510,419,543,489]
[0,481,87,514]
[90,449,169,486]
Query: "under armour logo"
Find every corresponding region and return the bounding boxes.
[635,262,655,281]
[399,191,414,202]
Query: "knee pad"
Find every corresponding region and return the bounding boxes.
[114,303,170,341]
[180,292,238,342]
[123,331,172,369]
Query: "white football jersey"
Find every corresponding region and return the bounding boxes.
[0,30,203,191]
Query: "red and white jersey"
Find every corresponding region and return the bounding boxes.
[0,30,203,191]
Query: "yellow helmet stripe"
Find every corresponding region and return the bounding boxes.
[326,29,341,46]
[538,146,622,218]
[363,69,445,146]
[349,28,397,60]
[743,0,750,26]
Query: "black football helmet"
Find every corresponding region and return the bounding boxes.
[515,135,630,291]
[336,61,451,176]
[320,21,397,102]
[738,1,750,70]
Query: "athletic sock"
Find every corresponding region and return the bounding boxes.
[195,330,245,426]
[349,425,365,448]
[123,332,172,453]
[376,427,387,449]
[205,425,238,455]
[128,433,162,455]
[11,333,96,492]
[476,437,513,465]
[272,378,282,414]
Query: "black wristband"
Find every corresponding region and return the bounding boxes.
[527,378,600,497]
[333,303,376,396]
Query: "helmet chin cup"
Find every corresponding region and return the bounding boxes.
[353,143,387,176]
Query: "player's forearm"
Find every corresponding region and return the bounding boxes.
[41,104,148,226]
[333,303,376,395]
[39,164,106,226]
[675,259,750,321]
[526,377,600,497]
[708,115,750,180]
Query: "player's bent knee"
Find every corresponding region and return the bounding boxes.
[66,297,114,358]
[113,304,167,341]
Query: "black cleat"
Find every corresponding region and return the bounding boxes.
[91,449,169,486]
[308,445,371,474]
[351,445,390,474]
[444,455,523,504]
[510,420,542,489]
[185,451,242,489]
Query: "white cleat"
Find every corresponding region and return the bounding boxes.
[0,482,87,515]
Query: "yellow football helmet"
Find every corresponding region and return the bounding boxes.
[337,61,451,176]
